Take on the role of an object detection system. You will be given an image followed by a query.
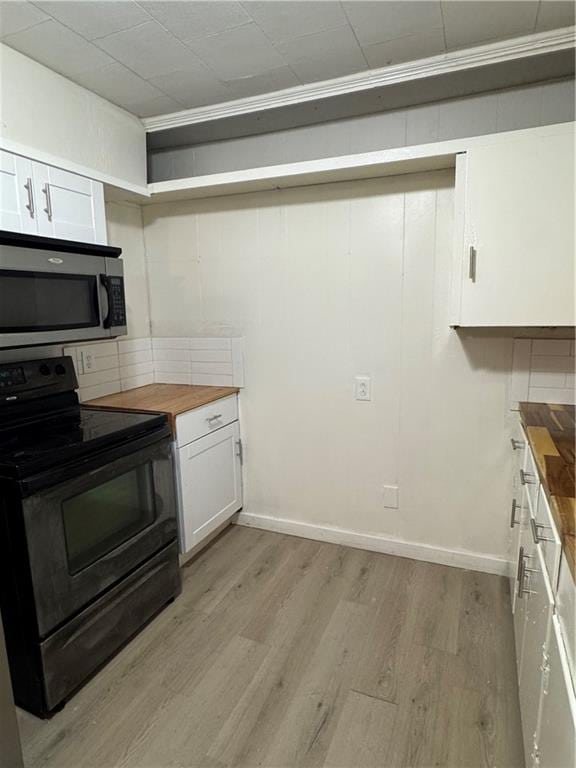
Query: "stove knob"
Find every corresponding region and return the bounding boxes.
[39,364,50,376]
[55,364,66,376]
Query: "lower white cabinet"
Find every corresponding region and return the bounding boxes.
[511,428,576,768]
[175,398,243,555]
[517,546,554,763]
[535,616,576,768]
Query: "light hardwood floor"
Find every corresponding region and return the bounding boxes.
[18,526,524,768]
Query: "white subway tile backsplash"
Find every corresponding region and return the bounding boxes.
[119,350,153,367]
[77,341,118,358]
[531,355,575,373]
[121,373,154,391]
[511,338,576,409]
[189,338,232,350]
[193,373,235,386]
[531,339,573,356]
[529,371,568,388]
[154,371,193,385]
[154,360,191,373]
[118,338,152,354]
[120,362,154,379]
[190,362,233,375]
[528,387,576,405]
[190,350,231,363]
[78,368,121,388]
[79,381,122,402]
[152,337,191,349]
[153,348,192,361]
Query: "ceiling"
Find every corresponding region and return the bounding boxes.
[0,1,574,119]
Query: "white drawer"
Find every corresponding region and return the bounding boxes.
[522,443,540,514]
[531,486,562,591]
[175,395,238,448]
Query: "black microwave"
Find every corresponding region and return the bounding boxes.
[0,231,126,349]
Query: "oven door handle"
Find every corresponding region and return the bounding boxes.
[99,274,113,328]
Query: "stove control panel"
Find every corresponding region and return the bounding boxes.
[0,356,78,403]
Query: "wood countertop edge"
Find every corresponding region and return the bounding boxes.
[518,403,575,583]
[85,384,240,433]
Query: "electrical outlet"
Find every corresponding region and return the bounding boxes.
[382,485,399,509]
[80,350,94,371]
[354,376,371,401]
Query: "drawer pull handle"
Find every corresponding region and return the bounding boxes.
[24,177,35,218]
[510,438,525,451]
[468,245,477,282]
[510,498,520,528]
[206,414,222,424]
[519,469,535,486]
[42,183,53,222]
[530,517,555,544]
[517,547,536,598]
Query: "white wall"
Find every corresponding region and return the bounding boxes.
[0,45,146,191]
[106,202,151,338]
[143,172,517,570]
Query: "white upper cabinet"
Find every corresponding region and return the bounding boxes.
[0,150,107,245]
[0,150,36,235]
[451,128,575,327]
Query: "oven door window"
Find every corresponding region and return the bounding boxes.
[62,464,157,574]
[0,269,99,332]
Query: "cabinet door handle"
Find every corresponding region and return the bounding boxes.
[206,414,222,424]
[530,517,555,544]
[24,177,35,218]
[42,183,53,221]
[519,468,535,486]
[468,245,477,282]
[517,547,535,598]
[510,438,525,451]
[510,498,520,528]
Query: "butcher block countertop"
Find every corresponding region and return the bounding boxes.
[86,384,239,432]
[519,402,575,581]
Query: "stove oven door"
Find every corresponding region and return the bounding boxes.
[21,435,177,638]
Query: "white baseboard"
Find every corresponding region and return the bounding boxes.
[235,511,510,576]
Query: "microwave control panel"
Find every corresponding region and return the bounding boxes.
[108,276,126,327]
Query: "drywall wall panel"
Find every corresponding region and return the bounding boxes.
[0,45,146,191]
[142,171,518,563]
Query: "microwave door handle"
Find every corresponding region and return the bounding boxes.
[99,275,112,329]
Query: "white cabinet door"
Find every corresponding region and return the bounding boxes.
[0,150,36,234]
[518,546,554,765]
[452,129,575,326]
[514,519,534,680]
[536,617,576,768]
[177,422,242,554]
[32,163,107,244]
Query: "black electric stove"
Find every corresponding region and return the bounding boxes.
[0,356,181,718]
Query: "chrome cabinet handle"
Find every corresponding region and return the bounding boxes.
[530,517,555,544]
[468,245,477,282]
[42,183,53,221]
[520,469,535,486]
[517,546,527,598]
[510,438,525,451]
[24,177,34,218]
[510,498,520,528]
[517,547,535,598]
[206,414,222,423]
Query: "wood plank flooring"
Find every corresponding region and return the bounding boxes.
[18,526,524,768]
